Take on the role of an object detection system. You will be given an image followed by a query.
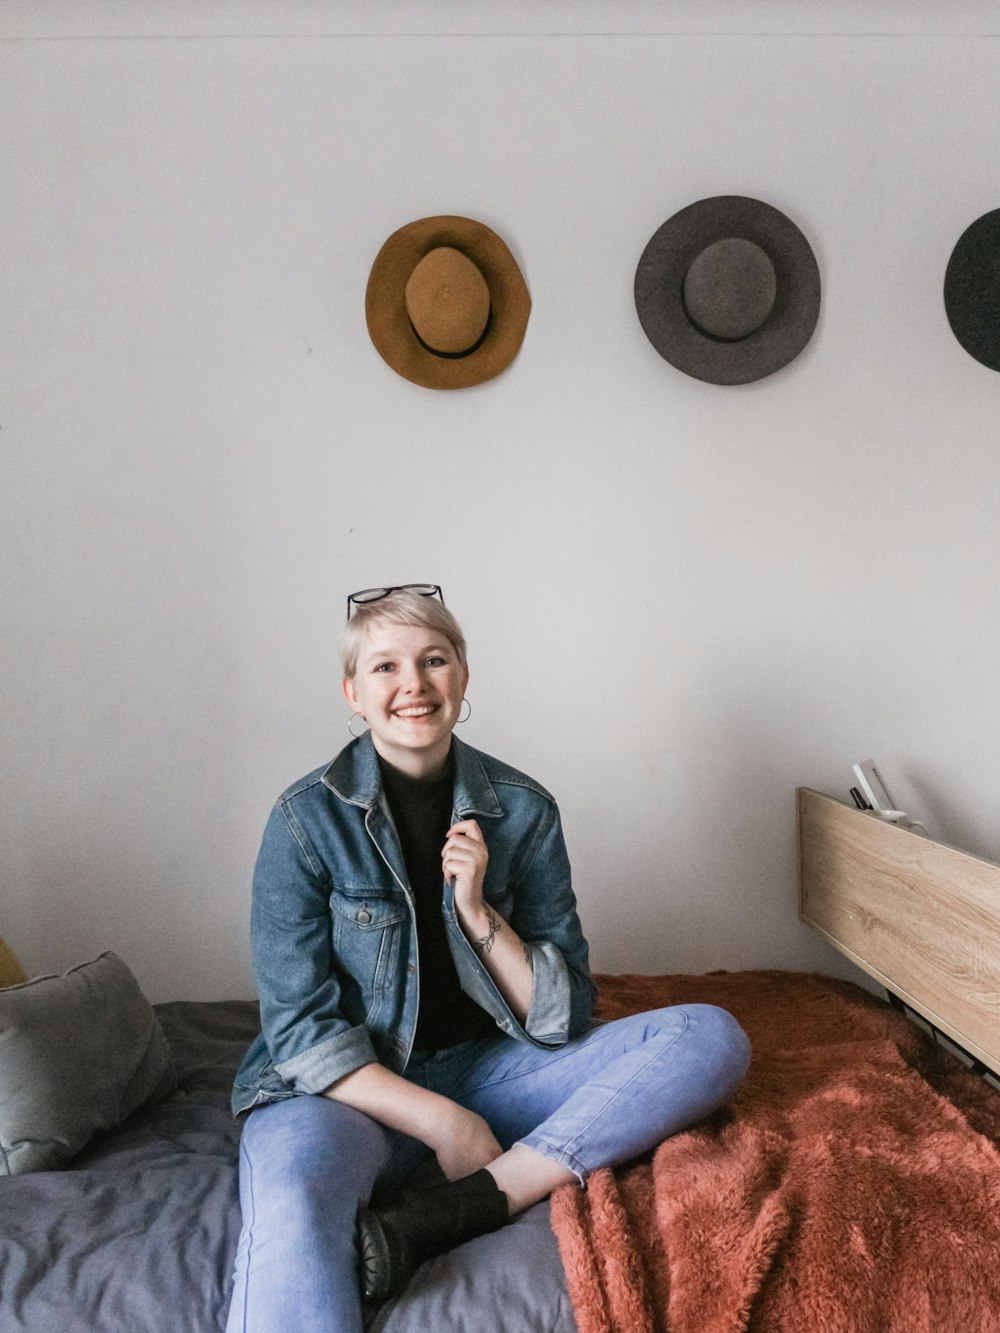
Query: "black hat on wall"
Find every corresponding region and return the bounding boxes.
[944,208,1000,372]
[634,196,821,385]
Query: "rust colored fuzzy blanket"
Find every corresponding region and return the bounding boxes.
[550,971,1000,1333]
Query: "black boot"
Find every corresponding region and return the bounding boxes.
[357,1169,510,1301]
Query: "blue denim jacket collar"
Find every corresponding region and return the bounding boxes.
[321,733,504,821]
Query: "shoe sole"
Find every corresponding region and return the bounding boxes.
[356,1207,395,1302]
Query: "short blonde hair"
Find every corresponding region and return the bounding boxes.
[341,589,468,679]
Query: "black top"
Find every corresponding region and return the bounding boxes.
[378,751,496,1051]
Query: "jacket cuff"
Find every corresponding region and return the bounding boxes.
[273,1024,378,1094]
[524,941,572,1043]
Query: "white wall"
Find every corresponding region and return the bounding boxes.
[3,2,999,1001]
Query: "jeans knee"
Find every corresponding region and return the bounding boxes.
[241,1095,389,1211]
[685,1004,751,1086]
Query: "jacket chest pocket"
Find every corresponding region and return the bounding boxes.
[329,892,407,1001]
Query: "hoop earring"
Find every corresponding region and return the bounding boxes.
[348,712,370,738]
[457,698,471,724]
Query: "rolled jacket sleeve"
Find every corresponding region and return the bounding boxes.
[512,802,596,1045]
[252,802,378,1093]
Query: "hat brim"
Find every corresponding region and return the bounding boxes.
[634,196,821,386]
[366,216,531,390]
[944,208,1000,372]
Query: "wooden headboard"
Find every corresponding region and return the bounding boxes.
[797,787,1000,1077]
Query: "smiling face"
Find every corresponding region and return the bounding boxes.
[343,620,469,778]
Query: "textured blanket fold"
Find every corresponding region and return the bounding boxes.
[550,971,1000,1333]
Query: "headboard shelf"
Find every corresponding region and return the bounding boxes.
[797,787,1000,1077]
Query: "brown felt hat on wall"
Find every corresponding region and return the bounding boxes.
[365,215,532,390]
[634,196,821,385]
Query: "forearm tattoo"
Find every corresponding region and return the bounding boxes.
[472,906,502,958]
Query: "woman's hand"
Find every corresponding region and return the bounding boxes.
[445,819,534,1024]
[442,819,489,916]
[431,1104,504,1181]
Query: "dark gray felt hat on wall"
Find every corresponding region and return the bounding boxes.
[944,207,1000,372]
[634,196,821,385]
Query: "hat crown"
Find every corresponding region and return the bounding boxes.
[683,237,777,342]
[405,246,491,356]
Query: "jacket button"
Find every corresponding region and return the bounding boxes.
[356,906,372,925]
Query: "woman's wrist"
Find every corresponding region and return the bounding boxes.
[457,900,503,957]
[455,902,534,1023]
[421,1097,469,1150]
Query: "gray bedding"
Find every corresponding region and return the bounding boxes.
[0,1000,576,1333]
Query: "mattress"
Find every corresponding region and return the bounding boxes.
[0,998,575,1333]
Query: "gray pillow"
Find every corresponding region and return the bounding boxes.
[0,951,177,1175]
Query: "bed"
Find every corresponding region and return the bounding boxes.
[2,789,999,1332]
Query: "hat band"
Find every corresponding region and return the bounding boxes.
[680,309,773,345]
[409,304,494,360]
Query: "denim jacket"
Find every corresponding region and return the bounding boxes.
[231,734,596,1115]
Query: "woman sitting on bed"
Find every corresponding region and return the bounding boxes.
[226,585,751,1333]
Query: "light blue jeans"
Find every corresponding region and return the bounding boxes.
[224,1004,750,1333]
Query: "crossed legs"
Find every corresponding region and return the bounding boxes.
[226,1003,750,1331]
